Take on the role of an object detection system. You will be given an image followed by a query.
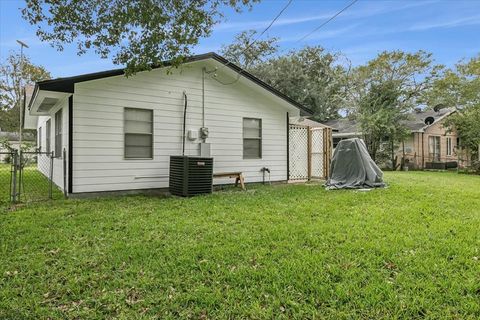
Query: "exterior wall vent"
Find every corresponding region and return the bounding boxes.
[169,156,213,197]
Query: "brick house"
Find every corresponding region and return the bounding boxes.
[324,107,470,169]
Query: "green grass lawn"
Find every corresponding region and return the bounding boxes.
[1,172,479,319]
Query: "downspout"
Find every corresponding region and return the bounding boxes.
[68,95,73,194]
[202,68,205,131]
[182,91,188,156]
[286,112,290,181]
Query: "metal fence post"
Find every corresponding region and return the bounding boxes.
[11,150,18,203]
[49,151,54,199]
[18,150,23,202]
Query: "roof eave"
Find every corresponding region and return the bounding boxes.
[29,52,312,116]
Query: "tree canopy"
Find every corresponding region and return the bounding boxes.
[221,30,279,69]
[436,55,480,160]
[347,50,441,166]
[251,46,348,122]
[0,52,51,132]
[22,0,258,76]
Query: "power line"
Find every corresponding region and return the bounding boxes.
[295,0,359,44]
[212,0,293,84]
[213,0,359,86]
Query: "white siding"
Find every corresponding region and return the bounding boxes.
[37,99,69,190]
[72,62,296,193]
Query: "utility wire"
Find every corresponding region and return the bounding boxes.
[212,0,293,85]
[295,0,359,44]
[213,0,359,86]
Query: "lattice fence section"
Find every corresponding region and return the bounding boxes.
[289,125,309,180]
[311,128,325,179]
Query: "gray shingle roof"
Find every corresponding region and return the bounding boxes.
[324,108,455,134]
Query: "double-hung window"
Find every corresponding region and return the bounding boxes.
[446,137,452,156]
[428,136,441,161]
[243,118,262,159]
[45,119,51,154]
[55,109,62,157]
[124,108,153,159]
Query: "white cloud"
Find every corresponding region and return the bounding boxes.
[214,0,436,33]
[409,14,480,31]
[214,13,333,32]
[279,24,360,43]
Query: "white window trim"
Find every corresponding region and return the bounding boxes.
[243,117,262,159]
[124,107,154,160]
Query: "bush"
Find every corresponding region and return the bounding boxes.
[471,160,480,174]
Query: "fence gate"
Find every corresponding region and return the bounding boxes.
[19,151,54,203]
[289,125,309,180]
[289,125,332,181]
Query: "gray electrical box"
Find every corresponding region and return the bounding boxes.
[200,143,211,157]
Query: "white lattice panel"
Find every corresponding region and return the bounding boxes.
[311,128,325,178]
[289,125,309,180]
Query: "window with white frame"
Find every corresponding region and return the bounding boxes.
[243,118,262,159]
[446,137,452,156]
[124,108,153,159]
[428,136,441,161]
[55,109,63,157]
[45,119,51,154]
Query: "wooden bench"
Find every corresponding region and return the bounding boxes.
[213,172,246,190]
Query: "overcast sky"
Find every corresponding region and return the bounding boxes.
[1,0,479,78]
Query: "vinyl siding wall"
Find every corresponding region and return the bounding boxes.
[72,63,294,193]
[37,98,69,190]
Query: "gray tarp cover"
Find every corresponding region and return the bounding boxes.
[325,138,386,189]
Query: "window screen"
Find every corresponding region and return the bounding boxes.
[124,108,153,159]
[243,118,262,159]
[46,119,51,154]
[55,109,62,157]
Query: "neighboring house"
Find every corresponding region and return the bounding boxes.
[0,129,35,162]
[24,52,311,195]
[324,108,468,169]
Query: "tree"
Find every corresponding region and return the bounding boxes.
[357,81,410,167]
[221,30,279,68]
[347,50,441,166]
[22,0,259,76]
[436,55,480,163]
[251,46,348,121]
[423,54,480,109]
[0,52,51,132]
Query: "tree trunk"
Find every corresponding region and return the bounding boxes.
[391,140,395,170]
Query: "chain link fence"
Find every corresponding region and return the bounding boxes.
[1,150,63,210]
[0,152,15,207]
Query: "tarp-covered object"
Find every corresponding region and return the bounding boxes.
[326,138,386,189]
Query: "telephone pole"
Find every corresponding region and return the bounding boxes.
[16,40,29,153]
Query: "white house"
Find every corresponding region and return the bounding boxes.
[24,53,311,196]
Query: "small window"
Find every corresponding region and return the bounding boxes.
[446,137,452,156]
[243,118,262,159]
[38,127,42,152]
[55,109,63,157]
[45,119,51,153]
[124,108,153,159]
